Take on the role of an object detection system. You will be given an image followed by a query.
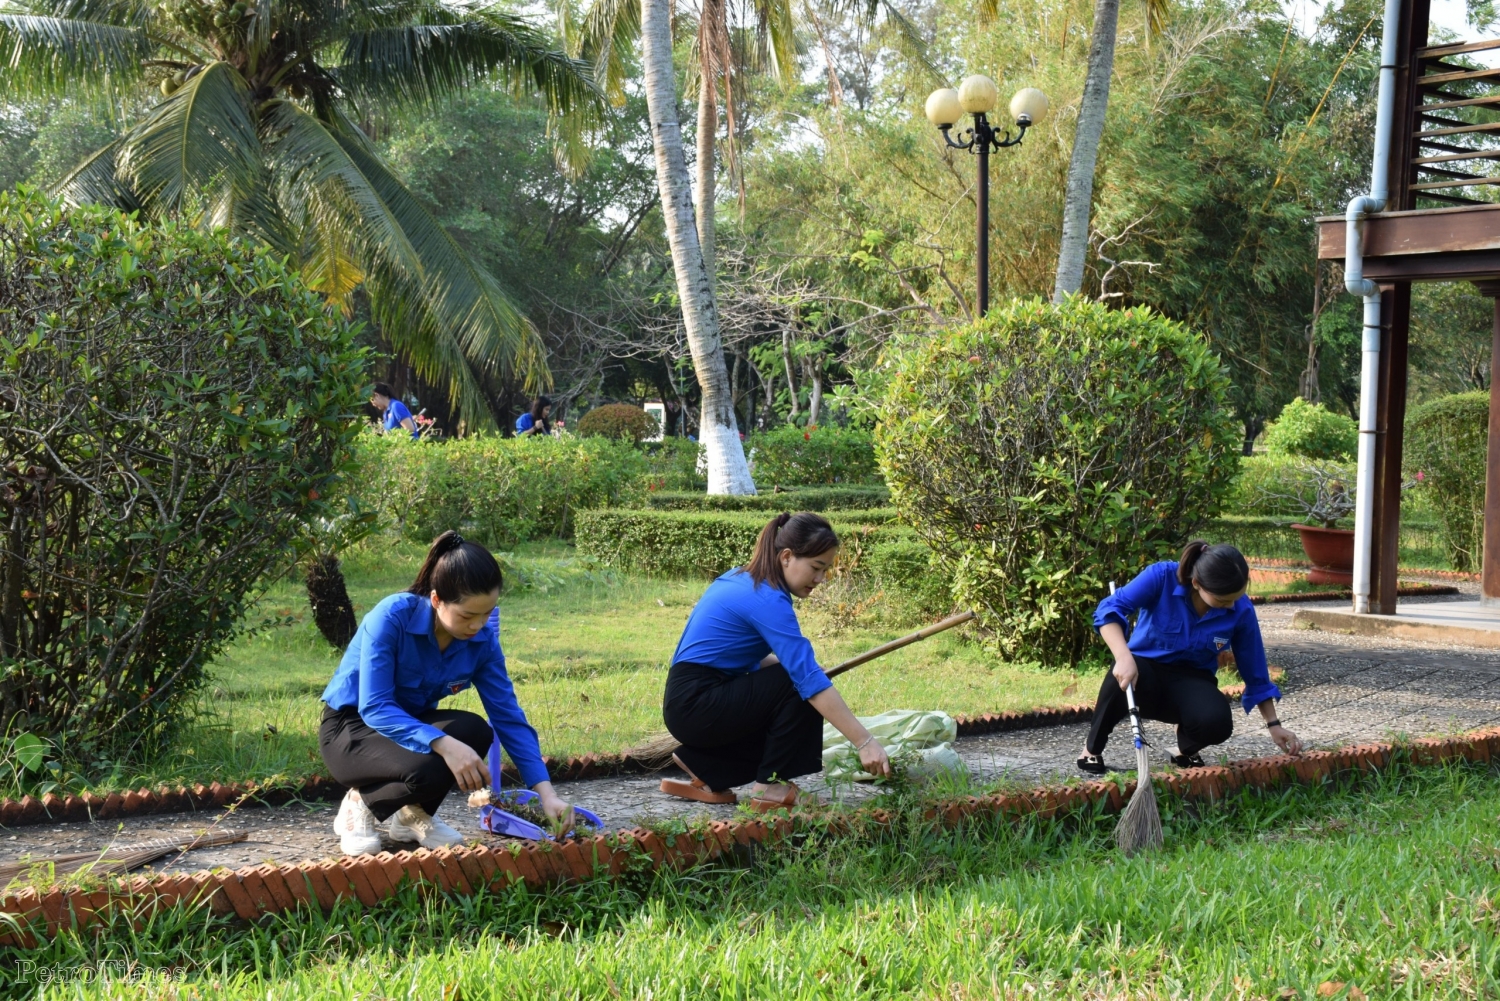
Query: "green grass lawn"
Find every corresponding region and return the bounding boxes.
[104,539,1088,796]
[14,760,1500,998]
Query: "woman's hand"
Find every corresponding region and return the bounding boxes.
[534,781,575,834]
[432,735,489,792]
[1111,653,1139,692]
[859,737,892,779]
[1269,724,1303,756]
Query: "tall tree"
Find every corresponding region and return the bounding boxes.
[640,0,755,492]
[1050,0,1166,301]
[0,0,598,425]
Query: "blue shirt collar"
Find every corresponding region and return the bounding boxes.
[404,595,434,635]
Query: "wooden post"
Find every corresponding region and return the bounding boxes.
[1485,293,1500,605]
[1369,284,1410,614]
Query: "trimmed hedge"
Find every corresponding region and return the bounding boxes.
[747,424,880,487]
[643,485,891,512]
[861,538,953,615]
[1262,397,1357,460]
[575,509,913,578]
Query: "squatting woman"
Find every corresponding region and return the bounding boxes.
[1078,541,1304,773]
[320,531,571,855]
[660,512,892,812]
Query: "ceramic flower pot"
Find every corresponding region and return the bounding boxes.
[1292,523,1355,585]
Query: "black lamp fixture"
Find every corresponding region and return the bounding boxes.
[925,77,1049,316]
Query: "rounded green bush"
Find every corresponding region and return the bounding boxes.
[1262,397,1357,460]
[577,403,659,442]
[1405,391,1487,571]
[876,298,1239,665]
[747,424,878,487]
[0,191,367,766]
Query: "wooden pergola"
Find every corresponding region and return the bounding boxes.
[1315,0,1500,611]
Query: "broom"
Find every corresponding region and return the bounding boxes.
[624,610,977,770]
[1109,580,1162,856]
[0,829,248,883]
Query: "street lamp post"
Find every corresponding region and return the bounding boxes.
[925,78,1049,316]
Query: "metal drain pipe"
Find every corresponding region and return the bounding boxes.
[1345,0,1404,614]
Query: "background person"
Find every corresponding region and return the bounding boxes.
[370,383,419,439]
[515,395,553,437]
[1078,541,1303,774]
[320,531,571,855]
[661,512,891,812]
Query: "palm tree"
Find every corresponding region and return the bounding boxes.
[0,0,600,423]
[639,0,754,493]
[1051,0,1166,301]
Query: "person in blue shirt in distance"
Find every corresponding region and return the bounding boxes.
[370,382,419,440]
[515,395,552,437]
[320,531,571,855]
[1079,541,1304,774]
[660,512,892,812]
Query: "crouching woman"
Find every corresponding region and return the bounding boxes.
[660,512,891,812]
[1079,541,1304,773]
[320,531,571,855]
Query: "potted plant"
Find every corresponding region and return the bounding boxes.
[1256,462,1357,584]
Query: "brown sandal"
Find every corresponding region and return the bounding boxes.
[659,754,738,805]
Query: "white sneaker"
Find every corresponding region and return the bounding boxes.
[334,790,382,856]
[388,804,464,849]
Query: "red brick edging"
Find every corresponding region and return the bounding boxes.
[1251,557,1479,582]
[2,727,1495,947]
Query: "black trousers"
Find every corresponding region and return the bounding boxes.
[1085,656,1233,757]
[319,705,493,821]
[662,661,824,791]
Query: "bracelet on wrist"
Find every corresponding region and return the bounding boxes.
[856,735,876,752]
[1266,718,1282,729]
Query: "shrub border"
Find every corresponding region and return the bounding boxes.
[2,725,1496,947]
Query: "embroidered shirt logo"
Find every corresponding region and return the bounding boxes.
[1213,636,1230,650]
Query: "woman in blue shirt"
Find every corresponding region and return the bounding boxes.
[660,513,892,812]
[320,531,571,855]
[515,396,552,437]
[1079,542,1304,773]
[370,383,419,440]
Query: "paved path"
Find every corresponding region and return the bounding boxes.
[5,590,1499,879]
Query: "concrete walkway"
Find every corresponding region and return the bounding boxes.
[4,592,1499,878]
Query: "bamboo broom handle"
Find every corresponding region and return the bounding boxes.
[824,610,977,679]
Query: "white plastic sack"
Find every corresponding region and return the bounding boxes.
[822,709,965,783]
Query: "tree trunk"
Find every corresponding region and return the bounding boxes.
[305,554,357,649]
[642,0,756,494]
[807,357,823,427]
[1052,0,1120,302]
[782,328,799,420]
[697,70,717,284]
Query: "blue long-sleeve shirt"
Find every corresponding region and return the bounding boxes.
[672,569,832,700]
[1093,561,1281,713]
[320,593,549,786]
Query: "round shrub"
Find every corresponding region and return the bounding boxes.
[747,424,879,487]
[0,192,367,768]
[1405,391,1487,571]
[577,403,659,442]
[876,298,1239,665]
[1262,397,1357,460]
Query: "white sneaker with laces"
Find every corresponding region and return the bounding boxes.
[334,790,382,856]
[388,804,464,848]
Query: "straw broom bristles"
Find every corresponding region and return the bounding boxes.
[1113,682,1163,856]
[0,829,248,884]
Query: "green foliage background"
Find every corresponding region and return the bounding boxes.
[1405,392,1489,571]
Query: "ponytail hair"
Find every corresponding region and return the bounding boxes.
[1178,540,1250,596]
[745,512,840,591]
[409,531,503,602]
